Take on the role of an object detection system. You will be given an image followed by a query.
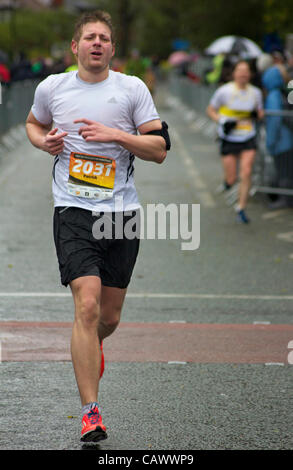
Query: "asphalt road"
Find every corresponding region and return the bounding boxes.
[0,84,293,454]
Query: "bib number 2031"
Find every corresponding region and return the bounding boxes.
[72,159,112,177]
[68,151,116,200]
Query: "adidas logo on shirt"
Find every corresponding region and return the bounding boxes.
[107,97,118,104]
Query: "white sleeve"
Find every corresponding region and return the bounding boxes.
[31,76,53,125]
[131,77,160,128]
[209,86,225,110]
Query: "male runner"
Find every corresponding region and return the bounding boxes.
[26,10,170,442]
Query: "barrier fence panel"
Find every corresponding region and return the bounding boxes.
[169,72,216,113]
[254,110,293,197]
[0,80,40,138]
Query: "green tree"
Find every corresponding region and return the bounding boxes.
[0,8,76,60]
[136,0,266,58]
[2,0,293,65]
[262,0,293,33]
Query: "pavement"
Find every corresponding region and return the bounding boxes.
[0,83,293,453]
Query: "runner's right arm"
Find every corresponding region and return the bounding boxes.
[206,104,220,122]
[26,111,68,156]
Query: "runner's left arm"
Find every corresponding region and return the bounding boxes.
[74,118,167,164]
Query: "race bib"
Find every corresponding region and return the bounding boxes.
[67,152,116,199]
[235,119,253,132]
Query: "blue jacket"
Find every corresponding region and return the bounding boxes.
[261,66,293,155]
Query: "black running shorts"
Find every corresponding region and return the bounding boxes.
[53,206,140,288]
[220,137,257,156]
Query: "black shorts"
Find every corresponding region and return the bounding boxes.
[53,206,140,288]
[220,137,257,156]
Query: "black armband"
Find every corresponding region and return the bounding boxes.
[145,121,171,151]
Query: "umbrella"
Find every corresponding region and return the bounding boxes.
[168,51,190,66]
[205,36,262,58]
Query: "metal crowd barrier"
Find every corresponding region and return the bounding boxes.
[169,72,216,114]
[0,79,40,138]
[253,110,293,197]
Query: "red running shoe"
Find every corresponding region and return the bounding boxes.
[100,341,104,379]
[81,405,107,442]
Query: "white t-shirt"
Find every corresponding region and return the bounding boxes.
[31,70,160,212]
[209,81,263,142]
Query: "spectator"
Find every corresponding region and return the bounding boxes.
[205,53,225,84]
[271,50,290,83]
[124,49,147,80]
[63,51,78,72]
[219,54,234,84]
[10,52,34,81]
[0,62,10,83]
[262,65,293,208]
[31,56,51,79]
[285,53,293,81]
[124,49,155,93]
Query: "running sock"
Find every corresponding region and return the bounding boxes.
[224,181,232,190]
[82,402,99,416]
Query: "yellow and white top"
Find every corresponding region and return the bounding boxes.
[210,81,263,142]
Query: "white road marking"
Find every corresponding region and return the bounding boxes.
[172,129,216,208]
[0,293,71,297]
[169,320,187,323]
[168,361,187,365]
[262,209,292,220]
[276,231,293,243]
[265,363,285,366]
[0,292,293,300]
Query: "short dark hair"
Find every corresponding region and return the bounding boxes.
[73,10,115,44]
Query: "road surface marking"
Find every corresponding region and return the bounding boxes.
[172,128,216,208]
[169,320,187,323]
[0,292,293,300]
[277,232,293,243]
[262,209,292,220]
[265,363,284,366]
[168,361,187,365]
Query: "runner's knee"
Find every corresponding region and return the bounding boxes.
[99,304,122,336]
[100,310,120,332]
[74,295,100,330]
[240,164,252,180]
